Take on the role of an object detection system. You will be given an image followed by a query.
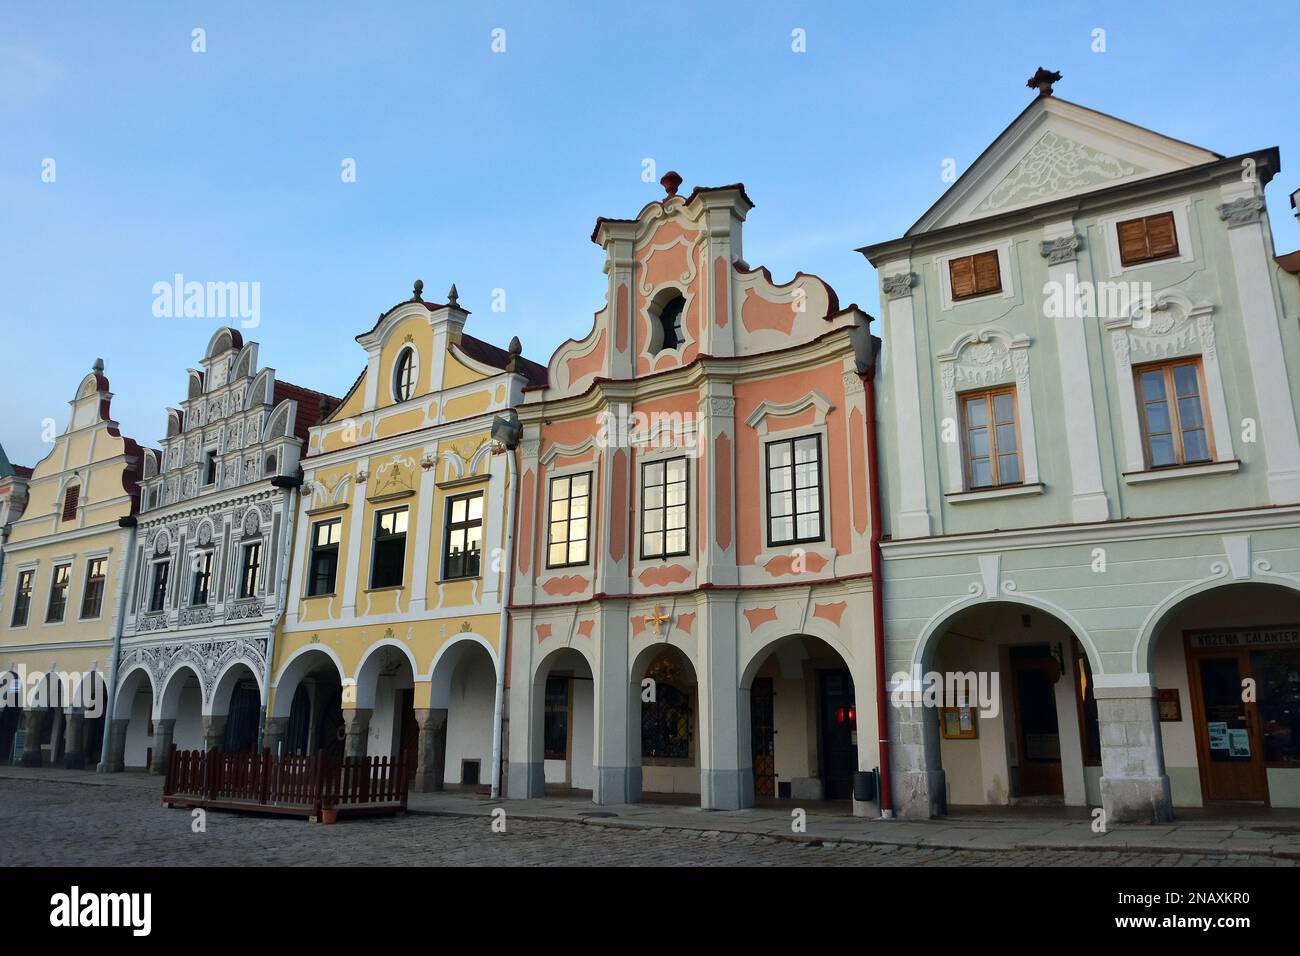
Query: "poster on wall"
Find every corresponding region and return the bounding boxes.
[1227,728,1251,757]
[1207,721,1229,750]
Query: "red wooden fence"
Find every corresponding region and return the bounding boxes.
[162,746,409,821]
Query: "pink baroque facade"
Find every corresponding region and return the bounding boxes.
[506,176,882,811]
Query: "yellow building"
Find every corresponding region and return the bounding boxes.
[269,282,543,794]
[0,360,148,768]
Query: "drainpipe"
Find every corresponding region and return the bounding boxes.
[863,352,894,818]
[259,477,300,751]
[97,515,138,772]
[490,446,517,798]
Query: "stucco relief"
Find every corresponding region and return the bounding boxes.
[976,131,1145,212]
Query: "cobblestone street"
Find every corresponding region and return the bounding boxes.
[2,776,1293,866]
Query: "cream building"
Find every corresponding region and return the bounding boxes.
[0,361,146,769]
[271,282,542,794]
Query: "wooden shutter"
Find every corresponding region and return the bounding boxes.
[61,485,79,521]
[1118,213,1178,265]
[949,256,977,299]
[973,251,1001,294]
[1145,212,1178,259]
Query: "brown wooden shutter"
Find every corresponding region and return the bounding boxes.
[62,485,79,521]
[1117,219,1149,265]
[973,251,1002,294]
[1145,212,1178,259]
[949,256,977,299]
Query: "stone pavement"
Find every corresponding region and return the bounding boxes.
[407,789,1300,860]
[1,767,1297,865]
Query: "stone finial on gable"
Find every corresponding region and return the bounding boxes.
[412,279,424,302]
[447,283,460,309]
[660,170,683,197]
[1026,67,1062,97]
[506,335,522,372]
[92,358,105,374]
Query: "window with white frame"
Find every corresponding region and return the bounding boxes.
[641,456,689,559]
[547,473,591,568]
[765,436,824,546]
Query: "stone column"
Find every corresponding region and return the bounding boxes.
[150,718,175,774]
[202,715,227,752]
[698,594,748,810]
[593,606,635,806]
[343,708,371,759]
[20,709,43,767]
[262,716,288,756]
[62,710,86,769]
[103,718,129,772]
[890,701,947,818]
[1097,682,1173,824]
[411,708,447,792]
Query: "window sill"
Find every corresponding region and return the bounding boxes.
[304,592,337,599]
[438,575,482,585]
[946,483,1044,503]
[364,585,405,593]
[1123,460,1239,484]
[305,503,348,517]
[366,490,415,504]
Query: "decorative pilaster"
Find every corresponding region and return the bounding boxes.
[1096,681,1173,823]
[104,718,130,773]
[20,709,43,767]
[342,708,371,759]
[63,711,86,769]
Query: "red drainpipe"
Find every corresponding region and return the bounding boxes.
[862,359,894,818]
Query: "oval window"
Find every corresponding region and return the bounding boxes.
[393,348,417,402]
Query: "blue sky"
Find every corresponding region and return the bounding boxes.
[3,1,1298,467]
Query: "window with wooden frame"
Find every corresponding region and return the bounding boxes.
[238,541,262,599]
[370,506,408,588]
[1117,211,1179,266]
[948,250,1002,300]
[307,519,341,596]
[46,564,71,622]
[1135,358,1213,468]
[80,557,106,619]
[11,569,34,627]
[442,491,484,580]
[61,484,80,522]
[960,386,1022,489]
[641,456,689,559]
[546,473,591,569]
[192,550,214,605]
[148,560,169,613]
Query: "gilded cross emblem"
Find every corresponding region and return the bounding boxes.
[647,604,671,636]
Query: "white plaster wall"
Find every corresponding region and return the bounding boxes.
[444,653,495,784]
[1266,769,1300,808]
[125,691,151,768]
[571,679,594,791]
[773,674,812,783]
[173,684,204,751]
[1153,628,1202,806]
[368,676,399,757]
[642,765,700,793]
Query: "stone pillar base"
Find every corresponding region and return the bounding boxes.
[150,718,175,775]
[411,708,447,792]
[507,761,544,799]
[20,710,43,767]
[343,708,372,759]
[103,719,129,772]
[594,765,640,805]
[1101,775,1173,824]
[262,716,288,757]
[202,715,227,752]
[892,768,947,818]
[701,767,752,810]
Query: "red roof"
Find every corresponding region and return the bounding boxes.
[458,333,548,387]
[274,380,342,443]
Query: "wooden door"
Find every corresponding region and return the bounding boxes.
[818,670,858,800]
[1189,652,1267,802]
[1012,656,1063,796]
[750,678,775,798]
